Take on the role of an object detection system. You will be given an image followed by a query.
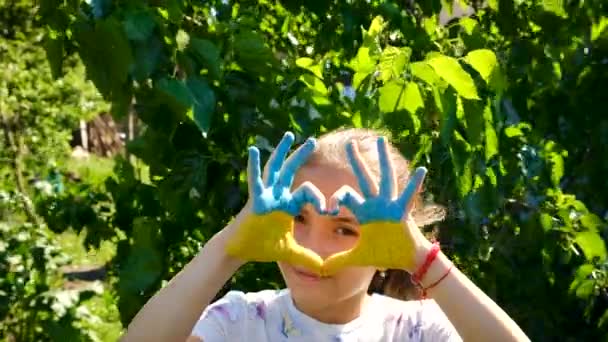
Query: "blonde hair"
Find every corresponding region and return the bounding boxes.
[306,127,445,227]
[304,127,446,300]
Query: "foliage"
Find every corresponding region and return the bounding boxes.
[30,0,608,341]
[0,2,113,339]
[0,193,105,341]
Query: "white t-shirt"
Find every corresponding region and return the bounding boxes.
[191,289,462,341]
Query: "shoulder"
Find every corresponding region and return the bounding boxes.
[370,294,462,341]
[191,289,287,340]
[203,289,286,322]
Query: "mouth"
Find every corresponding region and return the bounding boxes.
[290,266,330,282]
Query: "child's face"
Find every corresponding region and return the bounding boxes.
[278,163,377,310]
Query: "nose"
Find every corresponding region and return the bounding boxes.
[293,218,332,260]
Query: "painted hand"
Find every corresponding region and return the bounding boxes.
[225,132,326,273]
[322,136,427,276]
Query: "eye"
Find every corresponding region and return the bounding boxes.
[336,227,358,236]
[294,214,305,223]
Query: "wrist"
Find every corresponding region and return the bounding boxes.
[210,225,247,271]
[415,251,452,288]
[410,239,454,297]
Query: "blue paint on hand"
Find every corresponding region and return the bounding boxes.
[336,136,427,224]
[248,132,325,216]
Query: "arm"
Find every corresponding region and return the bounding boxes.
[414,239,530,342]
[121,132,322,342]
[326,137,530,341]
[120,219,244,342]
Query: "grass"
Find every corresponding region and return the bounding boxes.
[57,155,125,341]
[64,154,116,186]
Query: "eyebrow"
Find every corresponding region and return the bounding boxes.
[299,207,358,224]
[332,216,358,224]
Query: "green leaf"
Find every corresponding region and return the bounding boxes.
[124,10,156,41]
[378,81,423,132]
[378,46,411,82]
[74,18,134,102]
[402,82,424,116]
[158,152,208,216]
[437,87,458,146]
[580,214,603,231]
[117,217,164,324]
[460,17,478,35]
[350,46,377,74]
[575,231,607,261]
[464,49,498,84]
[504,125,525,138]
[296,57,323,78]
[540,213,553,232]
[542,0,567,18]
[156,77,215,136]
[483,102,498,161]
[449,131,473,198]
[295,57,314,68]
[569,264,595,297]
[189,38,221,78]
[544,147,565,187]
[367,16,386,37]
[422,16,437,36]
[592,17,608,41]
[427,56,479,99]
[111,83,133,118]
[186,77,216,137]
[234,30,275,74]
[379,81,423,114]
[462,99,484,147]
[44,35,63,79]
[157,78,191,110]
[410,61,443,86]
[300,74,328,95]
[131,35,164,81]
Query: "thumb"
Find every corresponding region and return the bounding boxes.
[321,250,354,277]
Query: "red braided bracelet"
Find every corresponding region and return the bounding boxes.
[411,242,454,299]
[420,263,454,298]
[411,242,440,284]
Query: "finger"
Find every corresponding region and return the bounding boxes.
[264,132,295,187]
[247,146,264,197]
[278,137,316,189]
[329,185,364,215]
[289,181,327,215]
[286,245,324,274]
[346,141,378,198]
[397,167,427,211]
[377,136,396,199]
[321,250,354,276]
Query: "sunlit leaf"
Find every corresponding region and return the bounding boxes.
[378,46,411,82]
[575,231,607,261]
[427,56,479,99]
[592,17,608,41]
[378,81,423,114]
[464,49,498,84]
[542,0,567,18]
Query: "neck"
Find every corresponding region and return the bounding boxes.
[290,291,370,324]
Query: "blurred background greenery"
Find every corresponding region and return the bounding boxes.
[1,0,607,340]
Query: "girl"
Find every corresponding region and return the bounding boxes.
[121,128,530,342]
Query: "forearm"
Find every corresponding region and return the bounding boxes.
[422,251,530,342]
[120,228,243,342]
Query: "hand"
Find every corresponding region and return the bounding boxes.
[322,136,427,275]
[225,132,326,273]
